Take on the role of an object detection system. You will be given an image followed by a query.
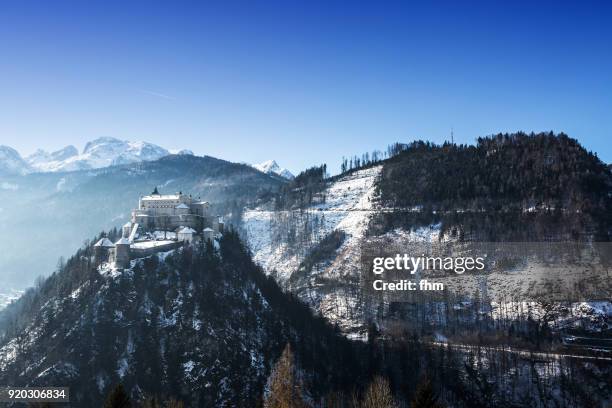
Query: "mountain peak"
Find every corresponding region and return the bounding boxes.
[82,136,124,154]
[0,145,31,175]
[252,160,294,179]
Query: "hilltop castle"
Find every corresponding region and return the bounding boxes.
[94,188,224,269]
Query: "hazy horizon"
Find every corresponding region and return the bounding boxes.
[3,131,609,177]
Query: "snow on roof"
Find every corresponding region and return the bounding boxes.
[153,231,176,239]
[94,238,114,247]
[123,221,132,228]
[131,240,176,249]
[193,201,209,205]
[203,227,214,232]
[178,227,196,234]
[115,237,130,245]
[141,194,181,201]
[176,203,189,209]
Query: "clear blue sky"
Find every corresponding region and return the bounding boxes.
[1,0,611,173]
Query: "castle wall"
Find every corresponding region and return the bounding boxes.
[133,213,214,233]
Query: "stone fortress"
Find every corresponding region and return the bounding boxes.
[94,187,224,268]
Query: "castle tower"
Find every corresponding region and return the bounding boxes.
[177,226,196,243]
[94,237,115,265]
[114,237,131,269]
[203,227,214,243]
[122,221,132,238]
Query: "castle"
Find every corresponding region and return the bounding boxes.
[94,188,224,269]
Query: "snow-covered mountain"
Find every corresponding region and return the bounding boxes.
[252,160,294,179]
[26,145,79,171]
[0,137,184,174]
[25,137,171,172]
[0,146,31,175]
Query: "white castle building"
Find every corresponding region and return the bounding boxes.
[131,186,219,232]
[94,188,223,268]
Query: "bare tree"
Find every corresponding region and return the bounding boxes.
[265,343,306,408]
[360,376,397,408]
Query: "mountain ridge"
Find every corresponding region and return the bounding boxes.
[1,137,191,174]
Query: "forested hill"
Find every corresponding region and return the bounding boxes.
[0,231,362,407]
[378,132,610,211]
[373,132,612,240]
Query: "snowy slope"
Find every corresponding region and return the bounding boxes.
[252,160,294,179]
[244,166,380,281]
[243,166,381,331]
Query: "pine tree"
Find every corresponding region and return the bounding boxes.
[361,376,397,408]
[265,343,306,408]
[410,378,444,408]
[104,384,131,408]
